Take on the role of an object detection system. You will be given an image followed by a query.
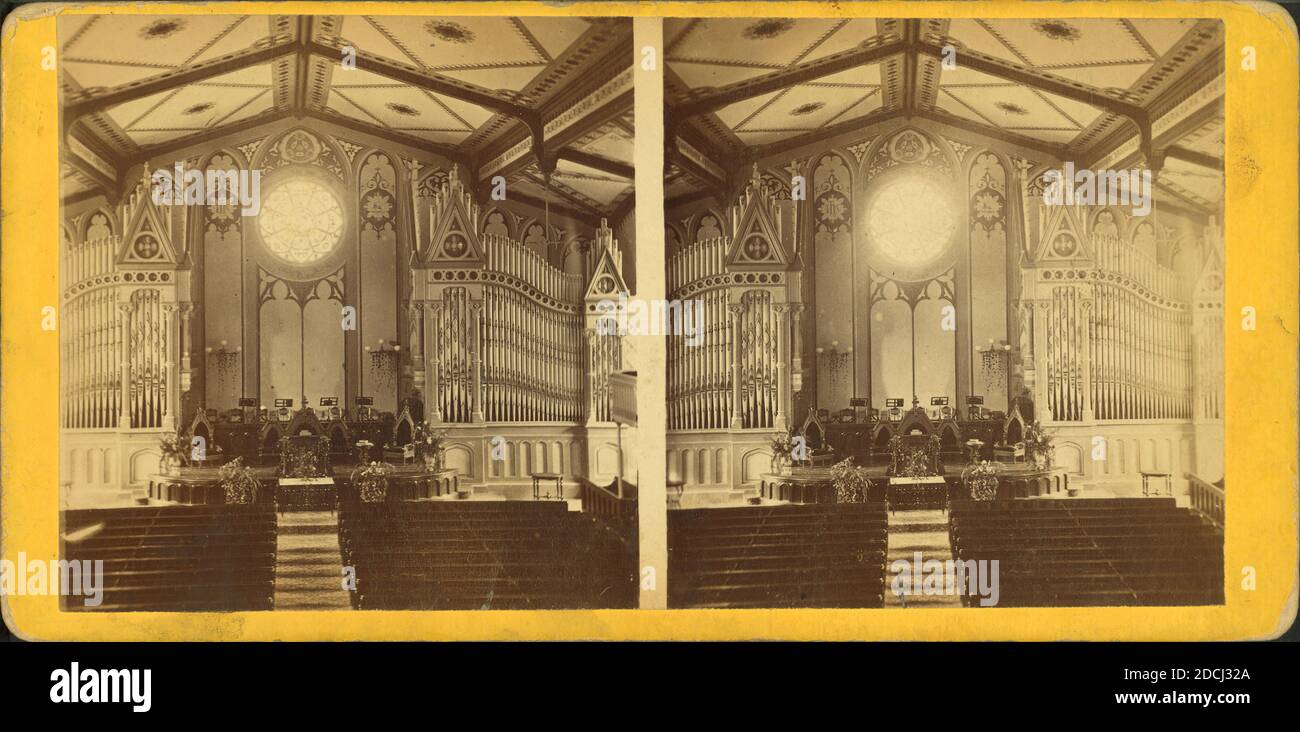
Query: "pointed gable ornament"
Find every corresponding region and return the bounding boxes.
[584,219,628,301]
[727,164,790,269]
[423,164,484,267]
[118,163,180,267]
[1035,203,1088,263]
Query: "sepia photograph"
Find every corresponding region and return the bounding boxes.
[55,13,640,611]
[663,17,1227,609]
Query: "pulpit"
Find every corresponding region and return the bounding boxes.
[886,432,946,512]
[277,434,335,512]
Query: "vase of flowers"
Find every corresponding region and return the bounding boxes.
[768,430,794,474]
[964,460,1000,501]
[356,461,392,503]
[829,457,870,504]
[158,430,191,476]
[1024,420,1055,469]
[218,457,259,504]
[412,422,447,472]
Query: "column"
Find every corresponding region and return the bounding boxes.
[774,303,791,432]
[470,299,484,423]
[1032,300,1051,422]
[161,303,178,432]
[1079,297,1094,421]
[728,302,744,429]
[118,301,133,429]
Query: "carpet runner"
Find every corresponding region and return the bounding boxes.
[273,511,352,610]
[885,509,965,608]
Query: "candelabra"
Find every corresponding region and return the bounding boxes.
[205,340,242,408]
[364,339,401,399]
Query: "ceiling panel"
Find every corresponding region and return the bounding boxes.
[62,13,631,203]
[103,63,275,147]
[569,120,634,166]
[667,18,889,91]
[61,16,276,91]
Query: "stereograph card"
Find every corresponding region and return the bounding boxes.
[0,1,1295,642]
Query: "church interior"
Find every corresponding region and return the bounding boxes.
[663,18,1226,608]
[57,14,638,610]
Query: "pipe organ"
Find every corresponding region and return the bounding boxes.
[1013,196,1222,493]
[667,238,731,430]
[61,171,193,491]
[666,167,800,433]
[411,166,625,428]
[1023,227,1195,424]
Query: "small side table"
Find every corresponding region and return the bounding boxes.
[1140,471,1172,496]
[530,472,564,500]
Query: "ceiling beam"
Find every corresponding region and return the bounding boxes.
[1080,95,1222,171]
[915,41,1158,166]
[64,41,298,121]
[478,87,632,184]
[671,36,907,121]
[610,192,635,230]
[917,41,1145,120]
[519,170,608,220]
[64,152,118,199]
[667,142,727,201]
[745,108,904,164]
[505,190,604,229]
[901,20,921,117]
[1164,145,1223,171]
[302,109,471,165]
[915,109,1070,159]
[304,40,535,122]
[133,108,289,163]
[556,148,633,180]
[293,16,312,115]
[1153,179,1217,216]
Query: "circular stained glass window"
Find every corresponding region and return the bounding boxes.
[258,179,344,264]
[864,173,957,275]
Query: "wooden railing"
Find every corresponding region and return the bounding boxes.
[580,477,637,526]
[1187,472,1224,528]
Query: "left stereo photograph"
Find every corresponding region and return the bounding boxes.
[57,14,640,611]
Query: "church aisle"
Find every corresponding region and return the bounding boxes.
[273,512,351,611]
[885,509,963,609]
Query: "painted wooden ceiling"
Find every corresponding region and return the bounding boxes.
[666,17,1225,210]
[60,15,634,221]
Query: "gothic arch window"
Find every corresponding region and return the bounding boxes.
[257,178,345,265]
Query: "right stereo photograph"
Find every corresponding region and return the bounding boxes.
[662,17,1226,609]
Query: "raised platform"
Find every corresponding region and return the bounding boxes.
[147,466,459,507]
[757,463,1068,505]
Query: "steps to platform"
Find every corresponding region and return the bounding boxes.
[668,503,889,608]
[885,509,965,609]
[273,511,352,611]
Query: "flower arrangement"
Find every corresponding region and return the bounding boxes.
[1023,420,1055,468]
[356,461,393,503]
[768,430,794,473]
[158,430,192,473]
[412,422,448,469]
[830,457,871,504]
[768,429,814,473]
[218,457,259,504]
[964,460,1000,501]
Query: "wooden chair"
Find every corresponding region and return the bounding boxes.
[797,407,836,467]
